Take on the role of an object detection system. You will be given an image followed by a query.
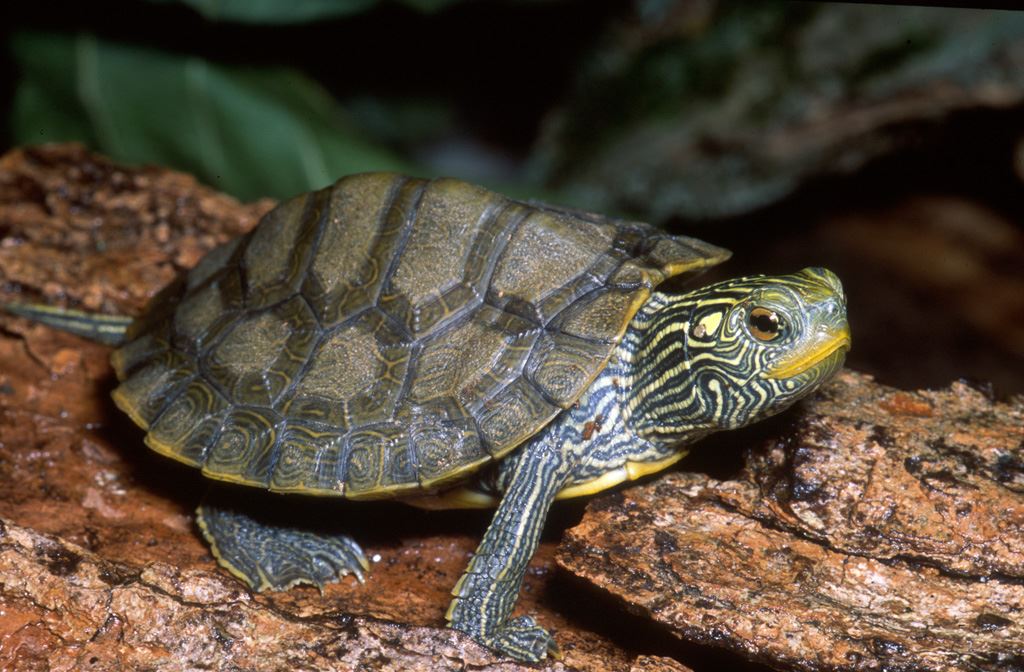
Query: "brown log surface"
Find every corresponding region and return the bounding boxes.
[0,518,550,672]
[558,370,1024,671]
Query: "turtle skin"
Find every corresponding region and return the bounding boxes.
[109,172,729,499]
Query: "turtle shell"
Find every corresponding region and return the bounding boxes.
[109,173,729,498]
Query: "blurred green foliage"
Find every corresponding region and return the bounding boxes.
[535,3,1024,220]
[144,0,462,24]
[12,31,410,200]
[5,1,1023,217]
[5,0,597,202]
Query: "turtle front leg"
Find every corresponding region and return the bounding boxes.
[446,441,570,662]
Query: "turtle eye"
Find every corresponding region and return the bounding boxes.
[748,307,781,341]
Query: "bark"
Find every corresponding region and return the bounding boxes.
[558,370,1024,671]
[0,518,552,672]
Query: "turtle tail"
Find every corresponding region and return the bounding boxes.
[2,302,132,346]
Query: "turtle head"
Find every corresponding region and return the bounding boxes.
[627,267,850,441]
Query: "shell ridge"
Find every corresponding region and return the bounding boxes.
[288,187,334,304]
[474,201,530,305]
[140,369,199,446]
[369,309,427,480]
[290,187,333,329]
[275,292,329,410]
[260,409,287,488]
[510,198,611,226]
[371,177,429,314]
[232,221,258,305]
[351,173,405,312]
[242,188,327,308]
[389,339,424,426]
[233,238,255,314]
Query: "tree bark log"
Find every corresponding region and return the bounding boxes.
[559,370,1024,671]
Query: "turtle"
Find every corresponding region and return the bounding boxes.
[5,172,850,662]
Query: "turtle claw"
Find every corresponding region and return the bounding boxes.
[482,616,560,663]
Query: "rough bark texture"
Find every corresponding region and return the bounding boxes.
[0,519,555,672]
[559,370,1024,671]
[629,656,694,672]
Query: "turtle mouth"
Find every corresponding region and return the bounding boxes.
[762,324,851,380]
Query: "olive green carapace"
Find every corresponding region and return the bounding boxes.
[109,173,730,500]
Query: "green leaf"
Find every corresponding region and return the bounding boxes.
[11,31,412,201]
[143,0,462,24]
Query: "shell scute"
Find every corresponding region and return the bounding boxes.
[186,237,243,291]
[242,190,324,307]
[204,295,318,408]
[410,413,486,487]
[526,332,612,408]
[475,377,558,453]
[488,207,614,310]
[408,305,539,412]
[343,423,415,497]
[552,287,648,344]
[112,349,195,429]
[202,407,282,486]
[172,267,244,351]
[146,379,229,466]
[384,177,499,336]
[270,421,346,494]
[283,309,411,431]
[304,173,408,327]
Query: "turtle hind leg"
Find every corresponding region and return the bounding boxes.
[196,490,369,592]
[2,302,133,346]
